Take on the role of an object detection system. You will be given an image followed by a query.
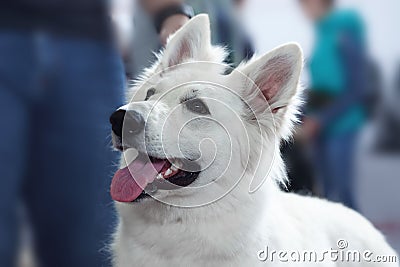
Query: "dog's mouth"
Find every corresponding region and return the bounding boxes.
[111,153,200,203]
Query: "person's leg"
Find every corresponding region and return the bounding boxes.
[0,30,36,267]
[24,35,124,267]
[337,132,358,210]
[325,132,358,209]
[313,137,335,199]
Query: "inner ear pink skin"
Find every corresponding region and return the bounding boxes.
[168,39,192,68]
[255,55,294,102]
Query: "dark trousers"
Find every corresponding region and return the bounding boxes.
[0,30,124,267]
[313,131,359,210]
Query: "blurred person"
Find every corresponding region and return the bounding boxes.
[0,0,190,266]
[138,0,193,46]
[0,1,125,266]
[298,0,368,209]
[127,0,254,79]
[118,0,193,78]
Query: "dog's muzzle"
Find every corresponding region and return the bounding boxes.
[109,110,200,203]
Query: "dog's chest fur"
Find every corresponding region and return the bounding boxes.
[112,187,397,267]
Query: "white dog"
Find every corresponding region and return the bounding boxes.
[109,14,398,267]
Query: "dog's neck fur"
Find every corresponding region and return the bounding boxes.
[114,179,280,266]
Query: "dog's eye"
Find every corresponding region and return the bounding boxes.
[185,98,210,115]
[145,88,156,101]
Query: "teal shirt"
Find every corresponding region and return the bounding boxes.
[309,9,366,135]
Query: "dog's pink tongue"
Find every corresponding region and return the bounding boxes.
[111,156,166,202]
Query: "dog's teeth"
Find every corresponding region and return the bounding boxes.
[145,183,157,194]
[175,160,182,168]
[156,173,163,179]
[165,169,172,176]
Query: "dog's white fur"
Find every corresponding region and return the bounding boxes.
[112,15,398,266]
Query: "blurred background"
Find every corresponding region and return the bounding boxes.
[0,0,398,266]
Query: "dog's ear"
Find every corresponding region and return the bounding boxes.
[159,14,212,69]
[235,43,303,139]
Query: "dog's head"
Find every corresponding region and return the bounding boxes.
[110,15,303,212]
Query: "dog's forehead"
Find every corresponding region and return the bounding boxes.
[155,68,226,96]
[155,83,220,103]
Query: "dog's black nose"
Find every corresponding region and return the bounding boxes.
[110,109,145,138]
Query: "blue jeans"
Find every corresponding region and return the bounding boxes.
[314,131,358,210]
[0,30,124,267]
